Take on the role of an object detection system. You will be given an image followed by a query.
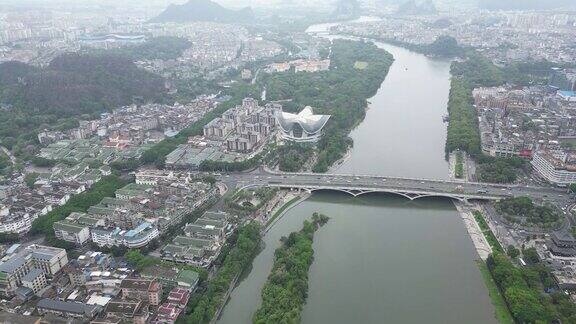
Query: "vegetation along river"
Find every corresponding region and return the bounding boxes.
[217,27,497,324]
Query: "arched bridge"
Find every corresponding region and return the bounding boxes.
[219,170,570,204]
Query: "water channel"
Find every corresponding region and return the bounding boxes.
[217,22,497,324]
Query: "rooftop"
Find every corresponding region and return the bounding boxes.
[104,299,143,316]
[22,268,43,283]
[276,106,331,135]
[119,278,155,291]
[54,220,87,234]
[176,270,199,287]
[36,298,99,315]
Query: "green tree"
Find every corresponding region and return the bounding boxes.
[24,172,39,188]
[507,245,520,259]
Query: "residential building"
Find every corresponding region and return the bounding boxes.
[119,278,162,306]
[547,230,576,257]
[0,245,68,296]
[54,220,90,245]
[27,244,69,276]
[21,268,47,294]
[95,299,150,324]
[531,150,576,186]
[36,298,101,319]
[90,222,160,249]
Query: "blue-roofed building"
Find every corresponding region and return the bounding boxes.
[558,90,576,102]
[90,222,159,249]
[5,244,21,255]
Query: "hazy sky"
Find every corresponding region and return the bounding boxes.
[0,0,325,8]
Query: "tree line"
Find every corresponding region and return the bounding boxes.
[487,251,576,323]
[30,175,130,240]
[182,222,262,324]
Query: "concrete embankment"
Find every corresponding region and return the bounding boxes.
[264,191,310,233]
[455,202,492,260]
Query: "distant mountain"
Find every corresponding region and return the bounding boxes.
[396,0,438,15]
[152,0,254,23]
[479,0,575,10]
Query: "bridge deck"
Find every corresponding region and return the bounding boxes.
[220,170,569,204]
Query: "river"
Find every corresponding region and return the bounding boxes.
[217,22,497,324]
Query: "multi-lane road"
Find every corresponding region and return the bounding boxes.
[217,168,572,206]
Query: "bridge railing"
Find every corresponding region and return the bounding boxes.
[260,167,526,188]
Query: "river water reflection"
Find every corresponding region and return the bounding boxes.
[217,24,497,324]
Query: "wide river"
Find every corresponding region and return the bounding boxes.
[218,24,497,324]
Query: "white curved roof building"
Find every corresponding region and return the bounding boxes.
[276,106,330,143]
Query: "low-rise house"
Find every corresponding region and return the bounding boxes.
[119,278,162,306]
[176,270,199,290]
[54,220,90,245]
[94,299,149,324]
[36,298,101,320]
[184,223,224,241]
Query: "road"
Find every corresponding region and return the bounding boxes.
[215,168,572,206]
[1,146,16,165]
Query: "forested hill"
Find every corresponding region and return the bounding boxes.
[0,53,167,117]
[0,54,167,159]
[152,0,254,23]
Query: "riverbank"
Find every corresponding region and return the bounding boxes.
[264,191,310,232]
[476,261,515,324]
[455,203,492,260]
[455,203,515,324]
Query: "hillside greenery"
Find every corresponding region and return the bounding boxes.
[0,54,167,160]
[0,151,11,177]
[253,213,329,323]
[153,0,254,23]
[94,36,192,61]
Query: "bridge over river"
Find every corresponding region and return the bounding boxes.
[218,169,571,205]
